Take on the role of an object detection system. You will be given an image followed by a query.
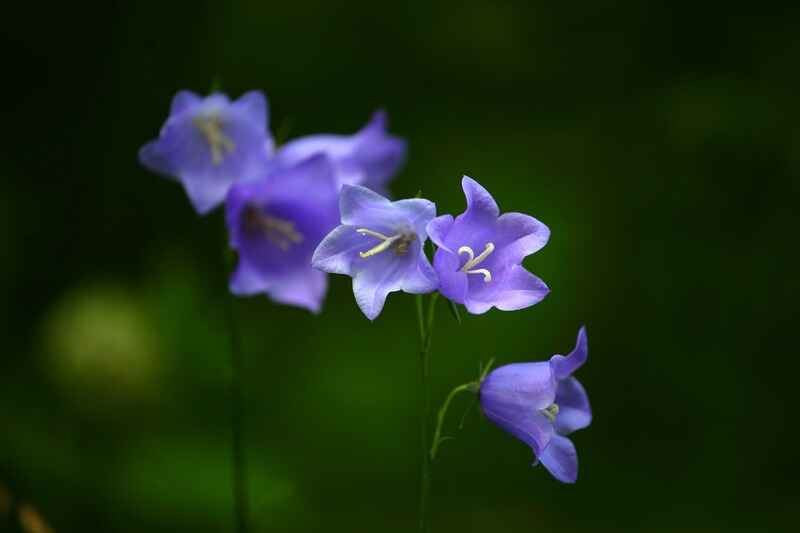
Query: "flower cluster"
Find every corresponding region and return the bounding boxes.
[139,91,405,312]
[139,88,591,484]
[313,177,550,319]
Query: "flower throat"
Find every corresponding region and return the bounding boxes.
[193,113,235,165]
[244,206,304,251]
[356,228,416,258]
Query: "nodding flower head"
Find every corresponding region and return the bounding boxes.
[312,185,438,320]
[479,327,591,483]
[226,154,339,313]
[268,110,406,194]
[139,90,274,214]
[427,176,550,314]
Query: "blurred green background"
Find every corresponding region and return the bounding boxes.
[2,1,798,531]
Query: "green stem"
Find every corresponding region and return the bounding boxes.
[417,292,438,533]
[221,226,248,533]
[416,293,426,343]
[429,383,476,462]
[225,294,248,533]
[430,358,494,461]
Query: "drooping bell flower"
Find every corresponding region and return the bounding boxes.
[270,110,406,193]
[226,154,340,312]
[427,176,550,314]
[479,327,591,483]
[311,185,438,320]
[139,90,273,214]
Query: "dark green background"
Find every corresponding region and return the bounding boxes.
[2,1,798,531]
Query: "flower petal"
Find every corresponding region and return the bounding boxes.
[170,90,202,115]
[229,258,273,295]
[426,215,455,253]
[271,110,405,191]
[338,184,422,234]
[266,267,328,314]
[350,110,407,192]
[462,176,499,222]
[400,251,438,294]
[492,265,550,311]
[481,362,557,410]
[433,248,468,304]
[495,212,550,264]
[138,140,175,177]
[538,434,578,483]
[351,249,407,320]
[485,407,554,458]
[262,154,339,211]
[339,184,392,226]
[181,172,236,215]
[392,198,437,238]
[230,91,268,133]
[480,361,557,455]
[550,326,589,380]
[311,225,364,275]
[273,111,383,165]
[554,377,592,435]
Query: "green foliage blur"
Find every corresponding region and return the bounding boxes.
[2,1,798,531]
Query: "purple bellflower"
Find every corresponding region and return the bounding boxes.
[270,110,406,193]
[427,176,550,314]
[479,327,591,483]
[311,185,438,320]
[139,90,273,214]
[226,154,340,313]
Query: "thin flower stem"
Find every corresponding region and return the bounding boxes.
[225,293,248,533]
[221,227,249,533]
[431,358,493,460]
[429,383,476,462]
[416,293,426,344]
[416,292,438,533]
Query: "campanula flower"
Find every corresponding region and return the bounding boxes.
[427,176,550,314]
[270,110,406,193]
[226,154,339,312]
[479,327,591,483]
[139,90,273,214]
[312,185,438,320]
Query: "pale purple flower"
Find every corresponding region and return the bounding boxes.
[479,327,591,483]
[139,90,273,214]
[270,110,406,193]
[427,176,550,314]
[226,155,339,312]
[312,185,438,320]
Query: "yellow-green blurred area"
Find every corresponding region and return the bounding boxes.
[1,1,798,532]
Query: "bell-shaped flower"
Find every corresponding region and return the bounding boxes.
[226,154,339,312]
[312,185,438,320]
[427,176,550,314]
[139,90,273,214]
[270,110,406,193]
[479,327,591,483]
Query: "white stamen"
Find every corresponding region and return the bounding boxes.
[468,268,492,282]
[356,227,415,258]
[458,242,495,282]
[356,228,392,241]
[357,228,401,258]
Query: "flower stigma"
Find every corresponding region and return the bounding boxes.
[356,227,416,258]
[540,403,560,423]
[244,206,304,251]
[458,242,495,282]
[193,113,235,165]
